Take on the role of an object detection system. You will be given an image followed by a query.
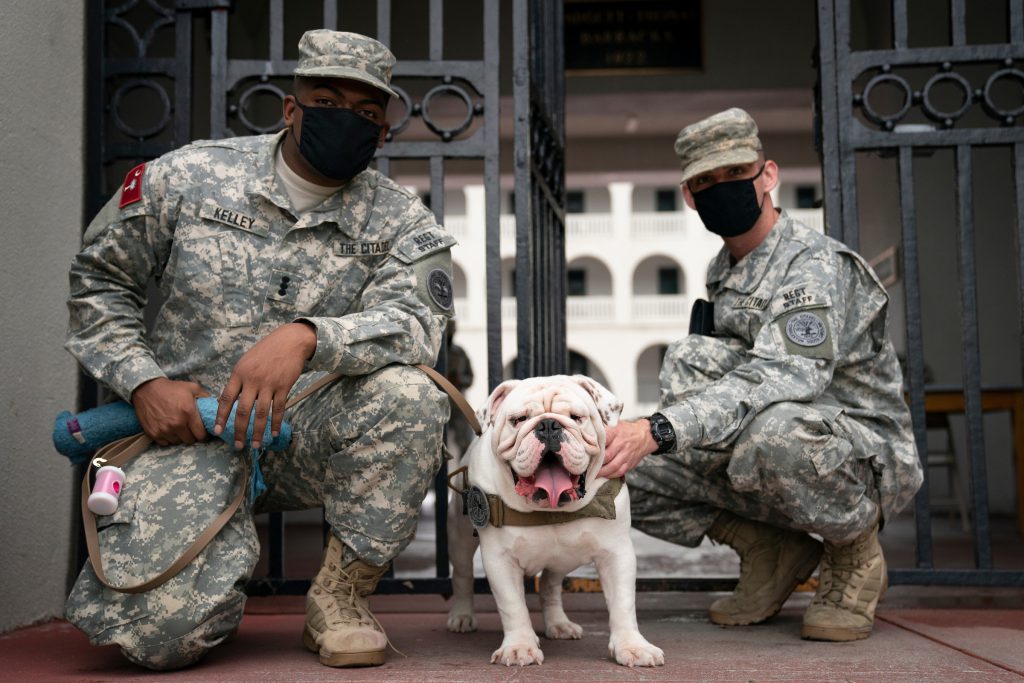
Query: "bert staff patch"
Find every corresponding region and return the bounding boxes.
[786,311,827,346]
[118,163,146,208]
[777,308,834,359]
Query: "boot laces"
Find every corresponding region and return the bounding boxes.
[319,562,404,657]
[320,565,377,624]
[816,538,871,606]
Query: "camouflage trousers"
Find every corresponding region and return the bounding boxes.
[65,364,447,671]
[628,339,880,549]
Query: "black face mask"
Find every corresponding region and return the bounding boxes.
[295,102,382,181]
[691,164,767,237]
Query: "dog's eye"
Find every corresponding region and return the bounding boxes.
[511,415,528,426]
[570,414,585,423]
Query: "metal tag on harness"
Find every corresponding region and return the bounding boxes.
[466,486,490,529]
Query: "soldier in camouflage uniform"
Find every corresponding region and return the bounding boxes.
[600,108,923,642]
[64,30,453,670]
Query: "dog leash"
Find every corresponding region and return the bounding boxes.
[286,364,481,437]
[81,432,249,593]
[82,363,481,593]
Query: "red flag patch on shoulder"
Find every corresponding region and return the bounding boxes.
[118,163,146,208]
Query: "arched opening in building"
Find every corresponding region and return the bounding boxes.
[500,256,516,297]
[451,261,467,299]
[565,185,611,215]
[502,351,611,393]
[632,255,686,296]
[568,349,611,392]
[566,255,613,296]
[636,343,669,405]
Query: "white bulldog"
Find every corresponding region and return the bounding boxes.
[446,375,664,668]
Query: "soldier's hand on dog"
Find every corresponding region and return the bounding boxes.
[215,322,318,450]
[132,377,210,446]
[599,419,657,479]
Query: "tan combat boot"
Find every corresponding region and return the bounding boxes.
[707,512,823,626]
[801,522,887,641]
[303,535,390,667]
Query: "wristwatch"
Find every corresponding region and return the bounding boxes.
[647,412,676,454]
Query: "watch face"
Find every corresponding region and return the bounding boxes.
[650,415,675,452]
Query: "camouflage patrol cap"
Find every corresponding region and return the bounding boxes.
[674,108,762,183]
[294,29,397,99]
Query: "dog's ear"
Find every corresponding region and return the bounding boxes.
[478,379,521,428]
[571,375,623,427]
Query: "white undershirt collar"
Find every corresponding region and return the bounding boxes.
[274,143,345,214]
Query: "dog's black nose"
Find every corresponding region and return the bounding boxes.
[534,418,563,445]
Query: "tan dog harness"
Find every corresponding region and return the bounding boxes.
[447,466,623,528]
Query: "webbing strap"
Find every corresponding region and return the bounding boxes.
[82,433,248,594]
[286,364,481,436]
[413,364,482,436]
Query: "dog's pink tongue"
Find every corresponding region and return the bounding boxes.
[534,461,574,508]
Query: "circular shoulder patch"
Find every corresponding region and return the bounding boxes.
[466,486,490,529]
[427,269,454,311]
[785,311,827,347]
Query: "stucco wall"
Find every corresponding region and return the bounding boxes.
[0,1,84,632]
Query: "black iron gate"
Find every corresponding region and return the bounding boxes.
[85,0,1020,597]
[816,0,1024,586]
[512,0,568,379]
[83,0,564,595]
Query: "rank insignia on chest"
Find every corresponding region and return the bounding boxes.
[118,163,146,208]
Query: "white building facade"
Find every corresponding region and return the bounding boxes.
[435,179,823,419]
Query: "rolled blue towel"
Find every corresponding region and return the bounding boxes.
[53,397,292,465]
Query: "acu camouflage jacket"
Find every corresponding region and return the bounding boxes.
[67,131,456,401]
[659,212,923,517]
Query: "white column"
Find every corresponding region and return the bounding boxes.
[461,185,487,329]
[609,182,635,325]
[609,181,634,242]
[456,184,491,407]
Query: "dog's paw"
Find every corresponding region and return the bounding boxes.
[608,635,665,668]
[491,638,544,666]
[545,619,583,640]
[447,611,478,633]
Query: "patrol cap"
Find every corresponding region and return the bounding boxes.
[674,108,762,183]
[294,29,398,99]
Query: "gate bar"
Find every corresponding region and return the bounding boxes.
[173,12,192,146]
[429,0,443,61]
[816,0,844,242]
[955,145,993,569]
[893,0,908,50]
[898,146,934,569]
[323,0,336,30]
[483,0,502,392]
[951,0,966,45]
[270,0,283,62]
[1016,143,1024,528]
